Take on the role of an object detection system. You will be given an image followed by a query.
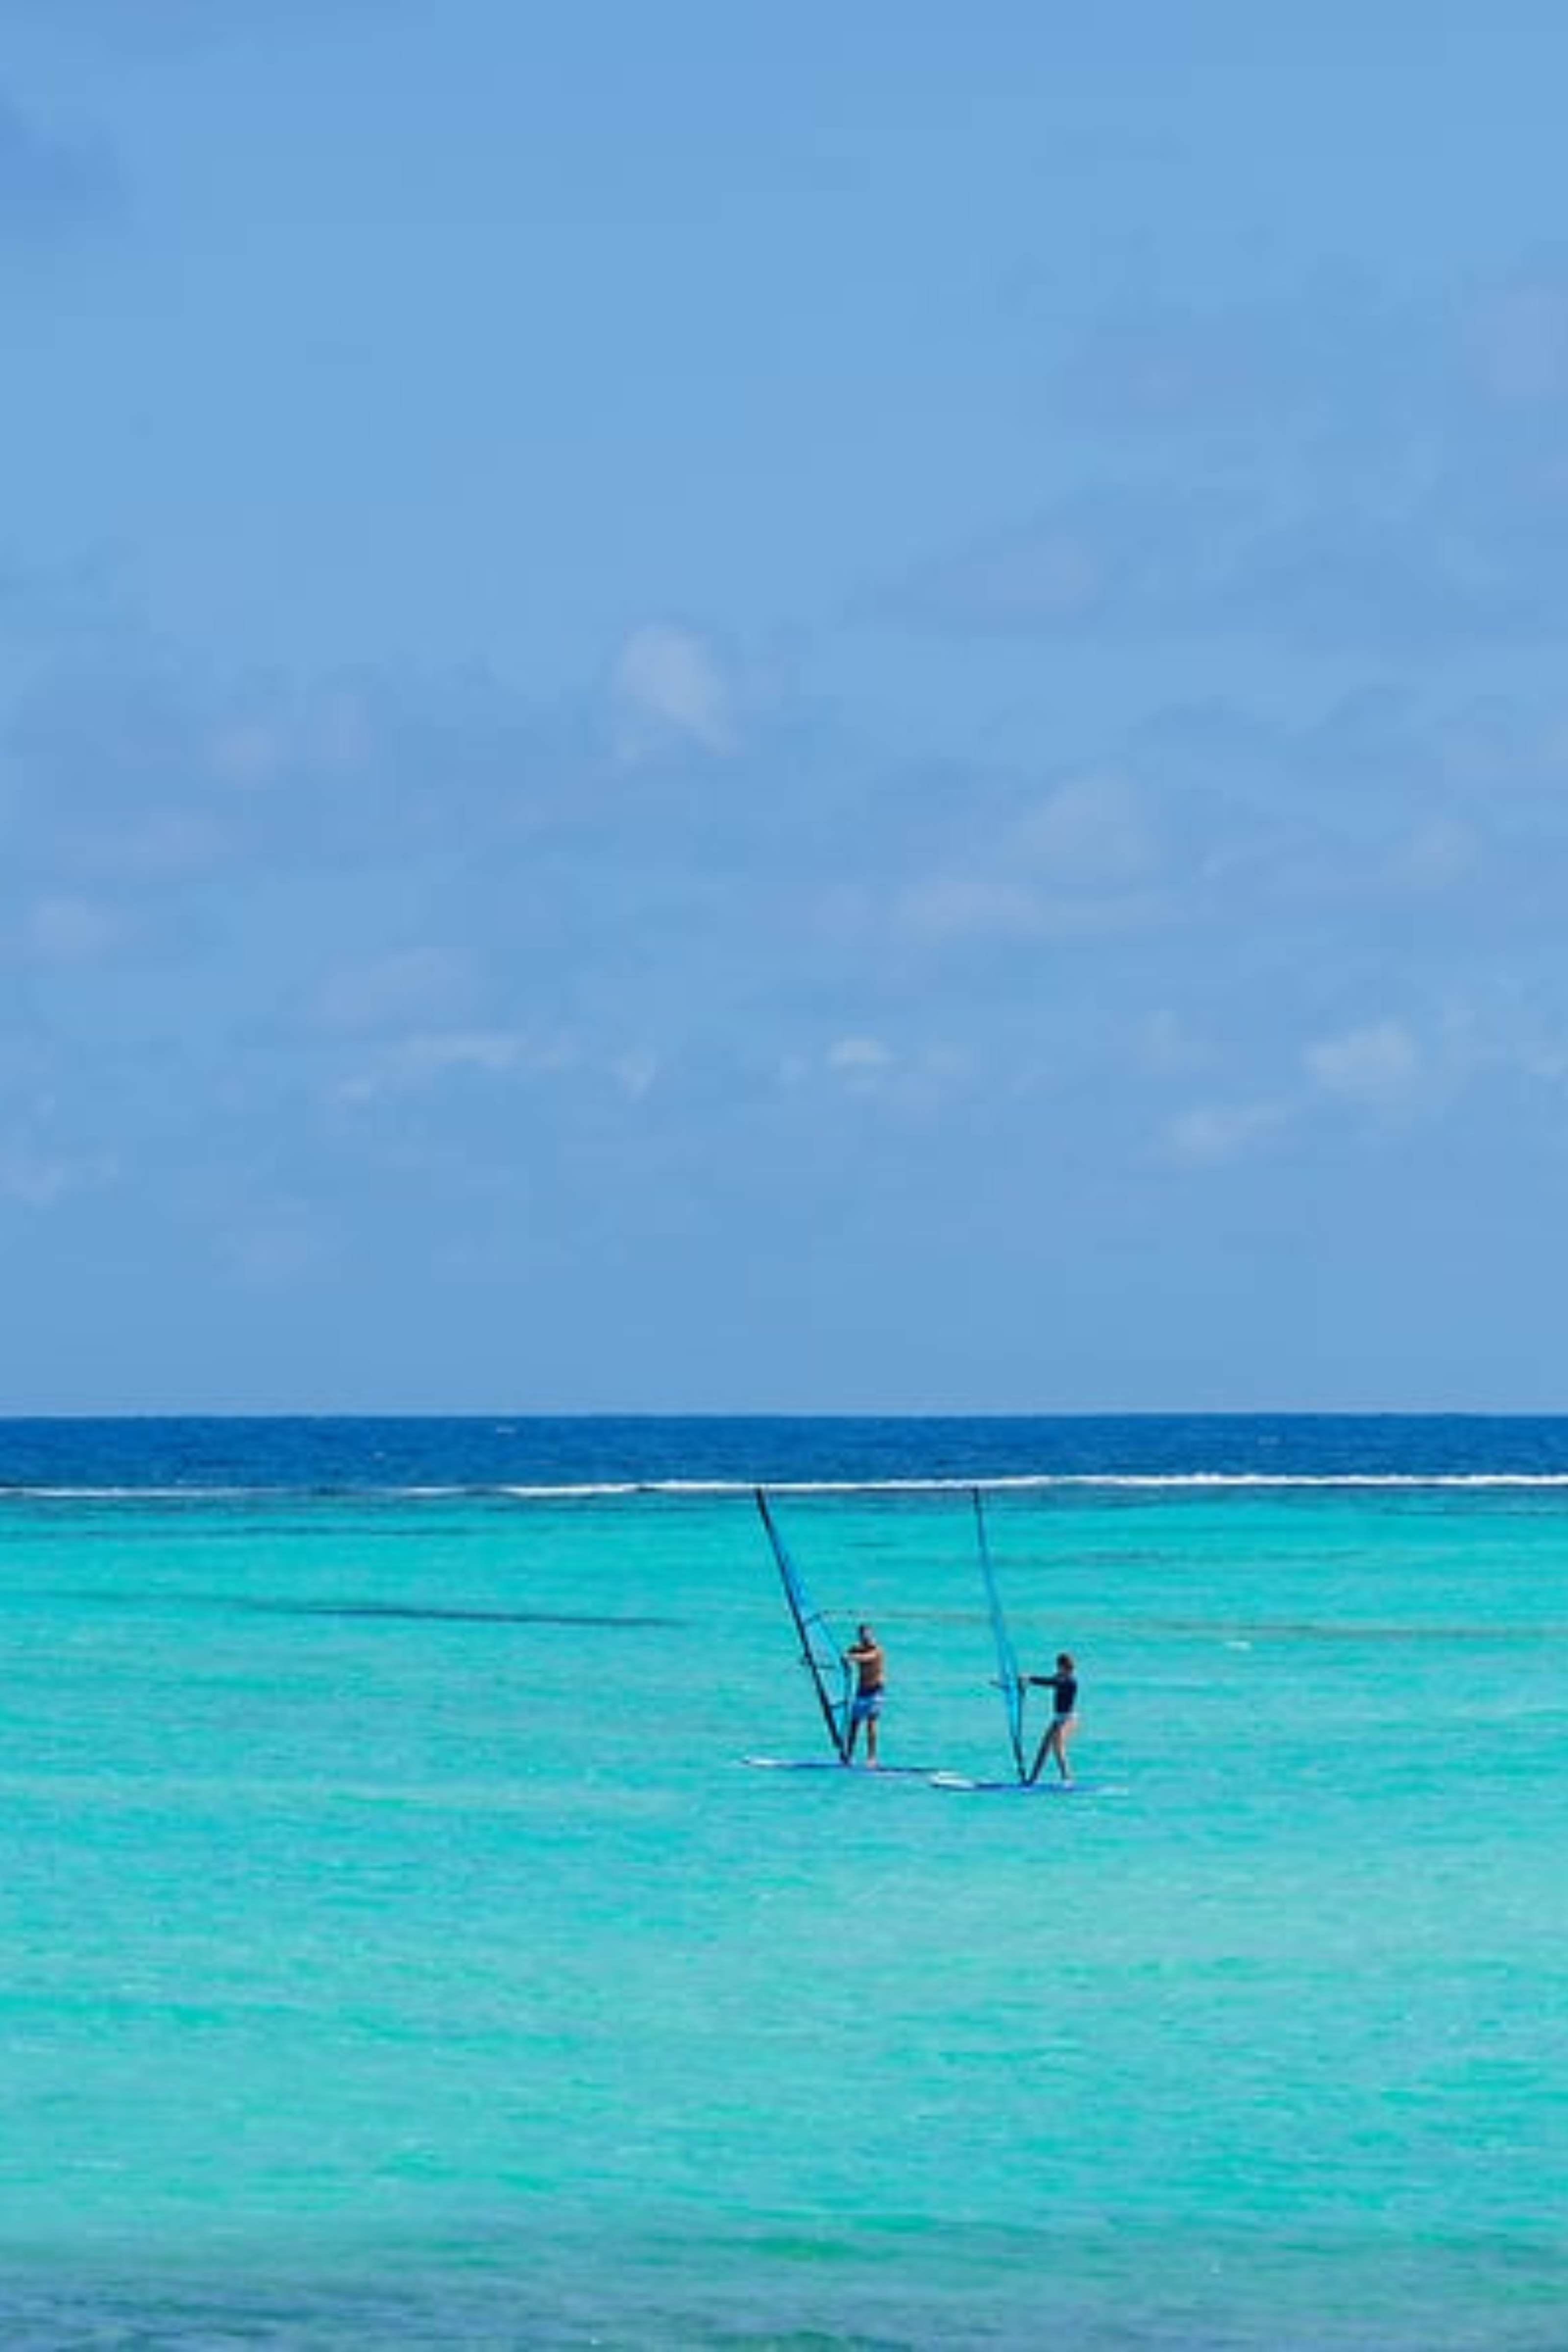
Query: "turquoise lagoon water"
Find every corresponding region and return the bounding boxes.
[0,1420,1564,2346]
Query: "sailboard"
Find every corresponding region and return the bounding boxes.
[753,1487,854,1764]
[928,1770,1076,1794]
[929,1769,1121,1797]
[742,1756,938,1778]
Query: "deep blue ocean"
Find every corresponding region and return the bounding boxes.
[12,1410,1568,1491]
[0,1417,1564,2347]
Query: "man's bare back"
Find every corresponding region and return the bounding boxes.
[844,1624,885,1763]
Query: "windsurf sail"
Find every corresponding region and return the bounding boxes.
[972,1487,1029,1782]
[755,1488,852,1762]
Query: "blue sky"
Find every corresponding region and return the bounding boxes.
[5,1,1568,1410]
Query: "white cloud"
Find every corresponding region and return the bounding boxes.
[1468,277,1568,407]
[1137,1008,1212,1077]
[612,624,734,759]
[207,686,373,792]
[1304,1019,1420,1106]
[0,1140,117,1208]
[1012,771,1155,888]
[817,1033,970,1114]
[23,893,121,963]
[1166,1021,1423,1167]
[208,719,286,790]
[315,948,469,1035]
[612,1049,659,1100]
[892,514,1110,630]
[1163,1101,1288,1165]
[218,1208,327,1291]
[827,1035,893,1075]
[311,686,375,775]
[895,874,1042,943]
[335,1028,574,1105]
[110,807,234,882]
[1390,817,1475,891]
[888,772,1158,958]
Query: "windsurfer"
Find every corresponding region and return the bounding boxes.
[1026,1652,1078,1783]
[844,1624,885,1766]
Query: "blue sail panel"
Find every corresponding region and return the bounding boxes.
[972,1488,1028,1782]
[755,1490,852,1761]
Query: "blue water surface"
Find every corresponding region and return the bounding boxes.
[0,1418,1563,2347]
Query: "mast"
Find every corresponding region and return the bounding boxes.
[972,1487,1029,1782]
[755,1489,852,1762]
